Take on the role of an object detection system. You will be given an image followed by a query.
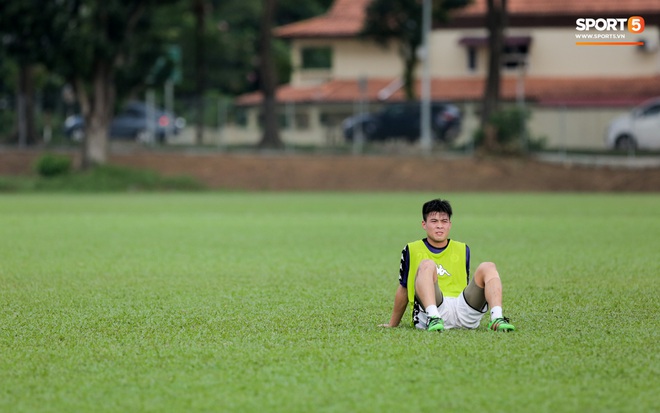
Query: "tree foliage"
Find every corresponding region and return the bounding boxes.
[361,0,470,100]
[0,0,67,144]
[0,0,332,155]
[61,1,181,166]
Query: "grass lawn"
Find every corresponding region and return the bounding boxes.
[0,192,658,413]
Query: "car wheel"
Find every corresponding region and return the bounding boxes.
[615,134,637,151]
[351,123,374,141]
[363,122,377,140]
[343,128,354,142]
[440,124,461,142]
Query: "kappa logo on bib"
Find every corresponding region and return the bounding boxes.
[436,264,452,277]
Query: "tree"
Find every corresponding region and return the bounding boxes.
[0,1,64,146]
[70,2,146,167]
[257,0,283,149]
[0,0,181,165]
[169,0,330,98]
[480,0,507,151]
[361,0,470,100]
[192,0,210,146]
[52,0,181,167]
[0,0,337,153]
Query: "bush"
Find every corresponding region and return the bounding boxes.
[29,164,206,192]
[34,153,72,177]
[472,106,546,153]
[1,161,205,193]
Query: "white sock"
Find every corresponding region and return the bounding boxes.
[425,305,440,318]
[490,306,503,320]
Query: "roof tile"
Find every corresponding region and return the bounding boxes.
[455,0,660,17]
[275,0,370,38]
[236,76,660,107]
[275,0,660,38]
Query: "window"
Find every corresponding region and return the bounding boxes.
[467,47,477,71]
[301,47,332,69]
[459,36,531,71]
[320,112,351,127]
[233,108,248,127]
[640,103,660,117]
[294,113,309,129]
[502,44,529,69]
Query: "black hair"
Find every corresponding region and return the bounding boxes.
[422,199,452,221]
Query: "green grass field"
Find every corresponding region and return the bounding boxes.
[1,192,658,413]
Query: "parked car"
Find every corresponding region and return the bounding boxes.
[342,102,461,143]
[64,101,186,143]
[606,97,660,150]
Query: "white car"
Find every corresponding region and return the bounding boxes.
[606,97,660,150]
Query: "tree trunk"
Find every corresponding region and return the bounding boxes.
[481,0,507,151]
[16,64,37,146]
[258,0,283,149]
[193,0,207,146]
[403,50,417,101]
[80,61,115,168]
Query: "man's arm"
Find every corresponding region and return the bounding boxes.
[379,285,408,327]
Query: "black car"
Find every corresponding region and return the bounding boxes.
[64,101,186,143]
[342,102,461,143]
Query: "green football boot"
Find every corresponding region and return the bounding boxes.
[427,316,445,332]
[488,317,515,332]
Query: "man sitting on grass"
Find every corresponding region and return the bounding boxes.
[379,198,515,332]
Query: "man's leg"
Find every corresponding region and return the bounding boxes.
[473,262,502,308]
[473,262,515,332]
[415,259,442,309]
[414,259,444,331]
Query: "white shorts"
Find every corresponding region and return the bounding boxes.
[414,294,486,330]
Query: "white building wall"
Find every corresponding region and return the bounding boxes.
[290,25,659,84]
[530,106,630,149]
[333,39,402,79]
[524,27,659,77]
[427,26,660,78]
[291,38,402,86]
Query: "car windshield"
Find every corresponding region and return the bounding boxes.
[382,105,406,115]
[640,103,660,117]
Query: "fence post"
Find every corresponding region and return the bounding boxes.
[353,75,367,155]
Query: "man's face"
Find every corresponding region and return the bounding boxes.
[422,211,451,246]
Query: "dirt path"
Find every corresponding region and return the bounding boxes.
[2,148,659,192]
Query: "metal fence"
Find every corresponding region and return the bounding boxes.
[0,87,641,155]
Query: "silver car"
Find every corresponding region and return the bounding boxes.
[606,97,660,150]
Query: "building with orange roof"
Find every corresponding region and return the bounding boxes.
[225,0,660,150]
